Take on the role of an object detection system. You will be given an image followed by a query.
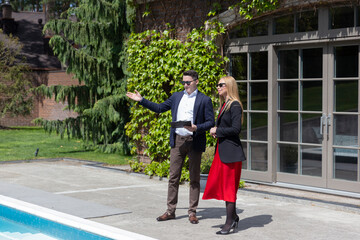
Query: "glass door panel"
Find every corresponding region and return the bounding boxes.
[279,81,298,110]
[279,50,299,79]
[251,82,268,110]
[334,81,358,112]
[333,115,358,147]
[250,143,268,171]
[250,113,268,141]
[301,145,322,177]
[301,113,322,144]
[333,148,358,181]
[231,50,269,174]
[302,48,322,78]
[279,113,298,142]
[279,144,298,173]
[251,52,268,80]
[277,48,324,181]
[334,46,358,77]
[302,81,322,111]
[330,45,359,186]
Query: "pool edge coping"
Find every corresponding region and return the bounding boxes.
[0,194,157,240]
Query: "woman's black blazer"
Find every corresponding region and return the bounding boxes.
[216,101,246,163]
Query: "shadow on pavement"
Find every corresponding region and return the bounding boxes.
[237,214,273,231]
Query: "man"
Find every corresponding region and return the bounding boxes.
[126,70,214,224]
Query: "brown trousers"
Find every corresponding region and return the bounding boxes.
[167,135,202,215]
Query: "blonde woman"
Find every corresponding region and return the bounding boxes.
[202,76,246,235]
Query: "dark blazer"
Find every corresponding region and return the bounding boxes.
[139,90,215,152]
[216,101,246,163]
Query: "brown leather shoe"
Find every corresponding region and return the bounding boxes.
[156,212,175,221]
[189,213,199,224]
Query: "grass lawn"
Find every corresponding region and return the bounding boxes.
[0,127,133,165]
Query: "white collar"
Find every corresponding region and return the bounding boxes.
[184,89,198,97]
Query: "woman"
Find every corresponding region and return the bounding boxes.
[202,76,246,235]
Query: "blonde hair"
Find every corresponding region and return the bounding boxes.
[218,76,244,124]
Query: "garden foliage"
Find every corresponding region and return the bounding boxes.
[34,0,131,154]
[125,22,228,162]
[230,0,279,19]
[0,30,32,119]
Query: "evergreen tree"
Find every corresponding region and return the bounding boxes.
[35,0,131,154]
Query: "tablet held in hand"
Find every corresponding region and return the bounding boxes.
[171,121,191,128]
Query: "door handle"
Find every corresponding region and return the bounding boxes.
[320,113,326,137]
[326,114,331,139]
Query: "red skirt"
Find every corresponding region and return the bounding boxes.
[202,144,242,202]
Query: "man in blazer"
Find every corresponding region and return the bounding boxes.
[126,70,215,224]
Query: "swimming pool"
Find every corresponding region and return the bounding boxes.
[0,195,156,240]
[0,215,58,240]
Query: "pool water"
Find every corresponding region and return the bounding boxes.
[0,204,112,240]
[0,217,57,240]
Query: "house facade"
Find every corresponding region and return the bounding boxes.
[136,0,360,195]
[0,3,78,127]
[221,0,360,194]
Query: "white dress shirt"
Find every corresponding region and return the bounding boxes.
[175,90,198,136]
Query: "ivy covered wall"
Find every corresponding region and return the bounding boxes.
[133,0,239,40]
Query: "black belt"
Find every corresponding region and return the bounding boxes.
[177,135,193,141]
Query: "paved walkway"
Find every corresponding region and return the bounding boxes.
[0,159,360,240]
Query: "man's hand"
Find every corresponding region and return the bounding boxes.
[126,90,143,102]
[184,124,197,132]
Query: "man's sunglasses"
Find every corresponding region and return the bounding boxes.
[216,83,226,88]
[181,80,196,86]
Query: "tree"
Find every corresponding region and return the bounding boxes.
[0,30,32,121]
[7,0,42,12]
[34,0,131,154]
[43,0,80,19]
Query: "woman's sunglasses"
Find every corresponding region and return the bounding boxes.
[216,83,226,88]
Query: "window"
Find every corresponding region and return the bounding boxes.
[229,21,268,39]
[297,11,318,32]
[334,46,358,78]
[230,10,318,38]
[334,81,358,112]
[230,51,269,172]
[279,50,298,79]
[277,48,323,176]
[249,21,268,37]
[231,53,247,80]
[274,11,318,35]
[330,7,355,29]
[274,14,294,34]
[302,48,322,78]
[229,25,247,39]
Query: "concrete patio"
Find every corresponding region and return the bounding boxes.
[0,159,359,240]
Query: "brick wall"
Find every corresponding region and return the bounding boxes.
[0,104,39,127]
[0,71,79,127]
[135,0,238,40]
[38,71,79,121]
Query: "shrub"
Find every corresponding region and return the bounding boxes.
[239,180,246,188]
[155,160,170,177]
[144,161,159,176]
[200,146,214,174]
[180,165,190,183]
[129,160,145,173]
